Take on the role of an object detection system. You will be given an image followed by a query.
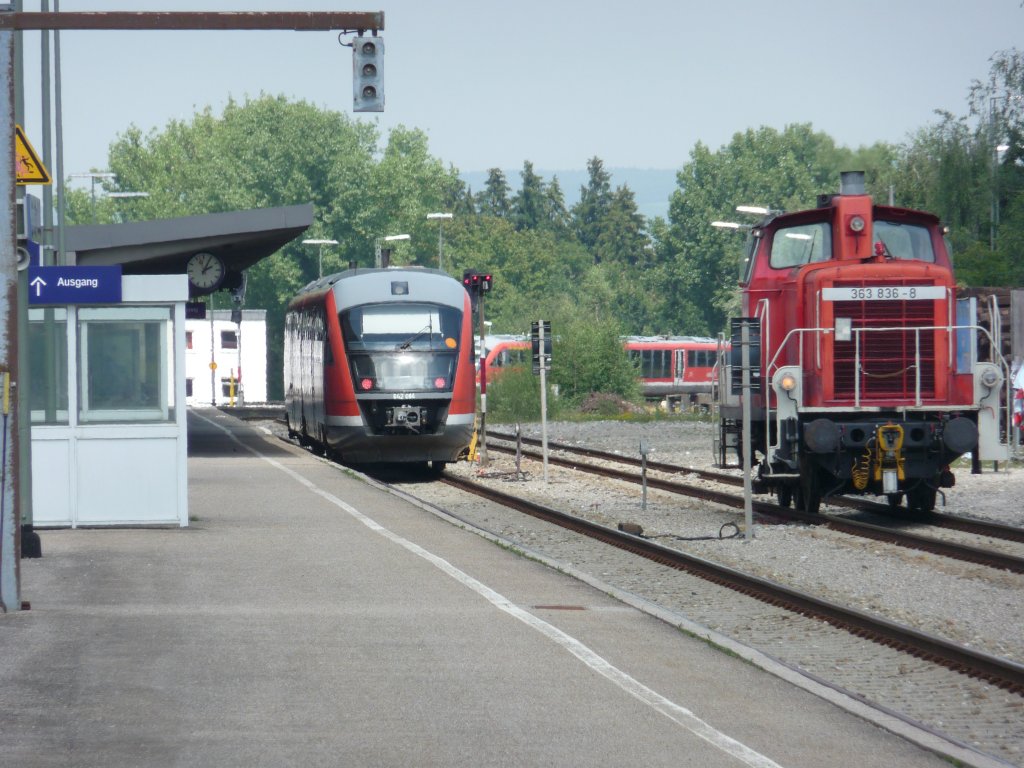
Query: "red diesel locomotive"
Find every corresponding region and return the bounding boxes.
[284,266,477,469]
[716,172,1009,513]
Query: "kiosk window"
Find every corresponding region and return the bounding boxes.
[29,308,69,425]
[78,307,174,423]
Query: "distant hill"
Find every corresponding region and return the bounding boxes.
[459,167,679,223]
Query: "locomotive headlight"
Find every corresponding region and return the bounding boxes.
[848,215,866,233]
[980,367,999,389]
[773,366,802,421]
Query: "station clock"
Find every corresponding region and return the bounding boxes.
[186,252,226,292]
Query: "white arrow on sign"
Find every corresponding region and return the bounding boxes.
[30,276,47,297]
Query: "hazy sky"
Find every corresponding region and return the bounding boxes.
[17,0,1023,191]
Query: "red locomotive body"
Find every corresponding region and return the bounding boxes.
[717,173,1009,513]
[284,267,476,469]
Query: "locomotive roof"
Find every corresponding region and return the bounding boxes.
[767,199,943,228]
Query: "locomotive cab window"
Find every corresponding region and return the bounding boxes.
[873,220,935,262]
[769,222,832,268]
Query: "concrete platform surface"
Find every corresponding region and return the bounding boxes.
[0,408,972,767]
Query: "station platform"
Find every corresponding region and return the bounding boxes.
[0,408,985,767]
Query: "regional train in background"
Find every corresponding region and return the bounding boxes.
[624,336,718,409]
[478,334,719,408]
[715,171,1011,514]
[284,266,476,469]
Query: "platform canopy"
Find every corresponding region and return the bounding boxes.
[63,203,313,296]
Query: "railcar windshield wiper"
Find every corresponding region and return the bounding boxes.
[397,324,433,350]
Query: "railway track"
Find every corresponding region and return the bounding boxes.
[440,471,1024,694]
[487,430,1024,573]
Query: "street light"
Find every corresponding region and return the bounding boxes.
[108,191,149,223]
[735,205,782,216]
[70,172,116,223]
[988,94,1022,250]
[302,238,338,279]
[426,212,452,272]
[375,233,410,267]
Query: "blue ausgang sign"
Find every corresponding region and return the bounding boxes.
[28,266,123,305]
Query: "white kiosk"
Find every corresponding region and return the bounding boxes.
[29,273,189,527]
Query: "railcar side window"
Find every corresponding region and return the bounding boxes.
[687,349,716,367]
[769,222,832,268]
[629,349,671,378]
[873,220,935,262]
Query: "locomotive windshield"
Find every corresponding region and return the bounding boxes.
[767,219,935,268]
[873,220,935,262]
[341,302,463,393]
[769,222,832,268]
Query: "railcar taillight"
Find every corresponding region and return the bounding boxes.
[360,378,374,391]
[434,377,446,389]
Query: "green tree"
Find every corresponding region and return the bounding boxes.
[476,168,512,218]
[572,156,613,253]
[593,186,649,266]
[543,176,573,235]
[550,309,640,405]
[511,160,547,231]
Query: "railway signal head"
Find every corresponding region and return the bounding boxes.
[462,270,493,295]
[353,36,384,113]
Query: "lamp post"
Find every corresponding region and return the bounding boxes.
[988,94,1022,250]
[426,212,452,272]
[375,233,410,268]
[70,171,116,223]
[302,238,338,279]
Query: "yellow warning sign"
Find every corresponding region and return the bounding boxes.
[15,125,51,185]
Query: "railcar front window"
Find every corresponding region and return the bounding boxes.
[341,303,462,393]
[873,220,935,262]
[769,222,832,268]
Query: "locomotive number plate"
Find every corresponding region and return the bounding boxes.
[822,286,945,301]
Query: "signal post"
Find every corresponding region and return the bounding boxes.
[462,270,492,466]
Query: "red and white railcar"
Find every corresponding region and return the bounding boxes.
[624,336,718,406]
[284,267,476,468]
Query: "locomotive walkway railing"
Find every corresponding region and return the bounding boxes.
[765,323,1012,469]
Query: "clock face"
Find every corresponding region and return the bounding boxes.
[186,252,225,292]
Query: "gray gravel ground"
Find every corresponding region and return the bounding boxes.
[429,418,1024,766]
